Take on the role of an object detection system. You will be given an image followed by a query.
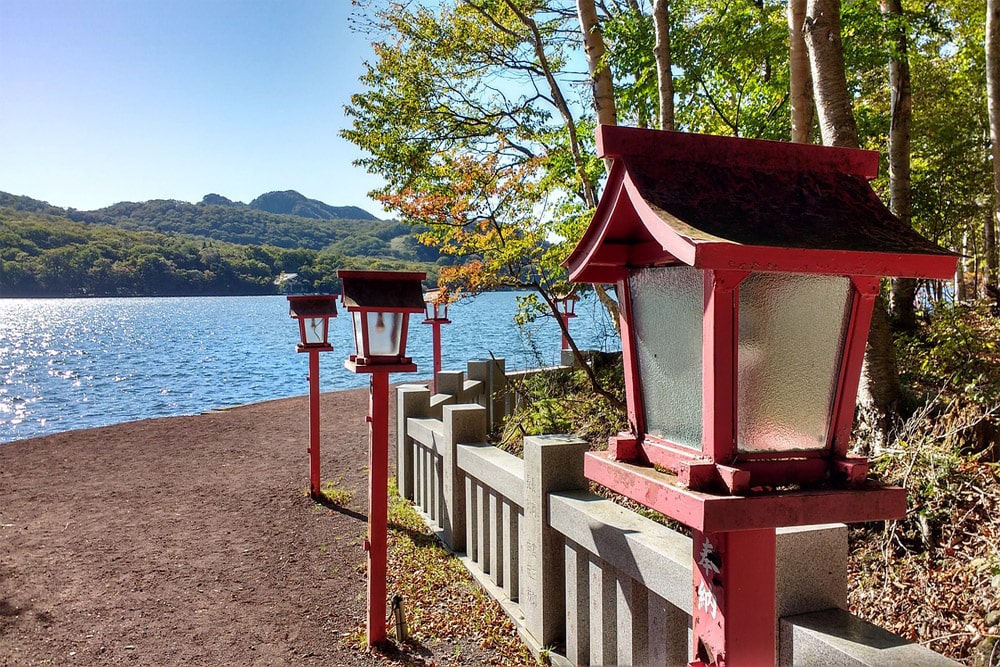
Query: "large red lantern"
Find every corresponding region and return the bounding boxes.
[565,126,956,667]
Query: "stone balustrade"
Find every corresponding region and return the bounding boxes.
[394,359,958,666]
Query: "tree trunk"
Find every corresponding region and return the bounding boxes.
[955,230,968,302]
[802,0,858,147]
[985,207,998,299]
[883,0,917,329]
[804,0,901,451]
[989,0,1000,297]
[653,0,675,131]
[851,296,901,454]
[788,0,813,143]
[577,0,618,128]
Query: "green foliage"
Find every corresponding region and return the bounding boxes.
[64,195,426,256]
[499,356,627,455]
[343,0,599,302]
[853,302,1000,663]
[0,206,438,297]
[0,191,440,271]
[315,477,354,506]
[897,302,1000,406]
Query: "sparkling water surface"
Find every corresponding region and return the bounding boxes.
[0,292,618,444]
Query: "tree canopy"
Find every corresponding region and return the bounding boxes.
[0,195,439,297]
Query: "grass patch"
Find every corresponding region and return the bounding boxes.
[349,479,536,665]
[308,476,354,506]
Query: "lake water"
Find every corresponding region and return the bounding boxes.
[0,292,620,444]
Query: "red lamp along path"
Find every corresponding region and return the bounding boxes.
[554,292,579,355]
[564,126,957,667]
[422,288,451,394]
[338,269,425,646]
[287,294,338,500]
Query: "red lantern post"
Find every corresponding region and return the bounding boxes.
[554,292,578,352]
[338,269,425,646]
[422,288,451,394]
[565,126,957,666]
[287,295,337,500]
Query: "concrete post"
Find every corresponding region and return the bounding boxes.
[521,434,590,648]
[648,590,690,667]
[436,370,464,397]
[502,501,520,601]
[441,404,487,552]
[467,359,491,408]
[565,542,590,665]
[395,385,430,500]
[467,357,507,431]
[489,358,507,431]
[775,524,848,618]
[590,558,618,664]
[617,572,649,666]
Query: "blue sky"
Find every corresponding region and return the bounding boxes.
[0,0,389,216]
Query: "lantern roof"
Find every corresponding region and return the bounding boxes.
[287,294,337,318]
[566,126,956,283]
[423,288,447,304]
[338,270,426,313]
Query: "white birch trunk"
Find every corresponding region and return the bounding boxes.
[788,0,813,143]
[653,0,675,131]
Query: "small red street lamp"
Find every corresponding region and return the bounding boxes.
[287,294,338,500]
[338,269,425,646]
[554,292,578,352]
[422,288,451,394]
[565,126,956,667]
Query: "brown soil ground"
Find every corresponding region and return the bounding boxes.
[0,389,483,666]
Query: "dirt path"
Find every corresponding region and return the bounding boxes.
[1,389,394,666]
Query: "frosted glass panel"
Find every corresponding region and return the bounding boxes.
[353,312,365,356]
[629,267,703,450]
[737,273,851,453]
[370,312,403,356]
[354,311,404,357]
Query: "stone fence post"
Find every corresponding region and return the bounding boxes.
[440,404,488,552]
[435,370,465,397]
[396,384,430,500]
[467,358,507,431]
[522,434,591,649]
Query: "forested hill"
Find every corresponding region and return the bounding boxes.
[247,190,375,221]
[0,192,444,298]
[0,190,418,254]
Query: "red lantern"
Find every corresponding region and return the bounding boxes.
[286,294,337,499]
[554,292,579,351]
[287,295,337,352]
[336,269,424,647]
[565,126,957,667]
[338,270,425,373]
[422,288,452,394]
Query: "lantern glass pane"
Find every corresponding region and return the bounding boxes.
[737,273,851,453]
[355,311,404,357]
[303,317,326,345]
[353,312,365,356]
[629,266,703,450]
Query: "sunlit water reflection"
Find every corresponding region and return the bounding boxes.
[0,293,619,443]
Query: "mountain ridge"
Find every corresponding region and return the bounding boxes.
[0,190,414,254]
[0,189,380,221]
